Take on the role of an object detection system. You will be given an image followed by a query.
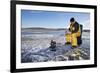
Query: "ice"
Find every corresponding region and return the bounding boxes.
[21,28,90,63]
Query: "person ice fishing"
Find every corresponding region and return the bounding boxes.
[65,17,82,49]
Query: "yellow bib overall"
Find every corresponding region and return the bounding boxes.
[66,24,81,46]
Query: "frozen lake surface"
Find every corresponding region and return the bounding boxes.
[21,28,90,63]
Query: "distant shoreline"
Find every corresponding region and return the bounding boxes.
[22,27,90,32]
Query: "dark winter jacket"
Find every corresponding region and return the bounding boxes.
[69,22,80,33]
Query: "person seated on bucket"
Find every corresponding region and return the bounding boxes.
[65,17,81,49]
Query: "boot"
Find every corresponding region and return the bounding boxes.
[65,42,71,45]
[71,46,78,49]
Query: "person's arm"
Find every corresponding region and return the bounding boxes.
[69,24,72,31]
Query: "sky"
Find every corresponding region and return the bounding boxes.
[21,10,90,29]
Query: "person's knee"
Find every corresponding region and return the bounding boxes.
[76,32,81,37]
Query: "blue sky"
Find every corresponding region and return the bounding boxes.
[21,10,90,29]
